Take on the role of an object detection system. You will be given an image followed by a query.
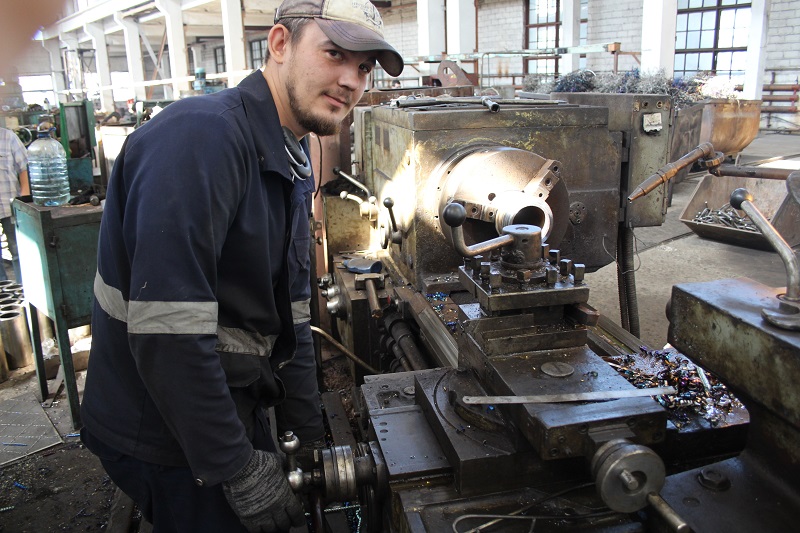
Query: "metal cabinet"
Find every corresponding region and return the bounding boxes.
[13,199,102,429]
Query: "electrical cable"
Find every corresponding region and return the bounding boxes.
[310,326,379,375]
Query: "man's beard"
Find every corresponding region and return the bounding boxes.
[287,78,343,137]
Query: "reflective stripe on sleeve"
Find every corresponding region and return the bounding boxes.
[94,271,128,322]
[216,326,278,356]
[94,271,218,335]
[291,298,311,325]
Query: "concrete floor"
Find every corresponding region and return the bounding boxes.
[585,131,800,349]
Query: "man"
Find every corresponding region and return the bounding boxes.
[0,126,29,282]
[79,0,402,531]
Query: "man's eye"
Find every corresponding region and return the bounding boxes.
[327,50,342,59]
[360,64,373,74]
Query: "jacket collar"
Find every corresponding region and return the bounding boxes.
[237,69,293,180]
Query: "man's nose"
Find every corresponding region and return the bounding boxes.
[338,64,363,92]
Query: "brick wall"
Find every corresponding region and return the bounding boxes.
[584,0,642,74]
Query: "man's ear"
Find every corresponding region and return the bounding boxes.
[267,24,290,64]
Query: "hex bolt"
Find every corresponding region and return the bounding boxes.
[697,468,731,491]
[548,249,561,265]
[541,243,550,259]
[559,258,573,276]
[489,272,502,288]
[619,469,640,491]
[516,269,532,283]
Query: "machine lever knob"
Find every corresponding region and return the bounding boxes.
[730,187,800,330]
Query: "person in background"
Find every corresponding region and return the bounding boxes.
[0,127,29,282]
[79,0,403,531]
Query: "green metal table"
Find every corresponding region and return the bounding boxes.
[13,198,102,429]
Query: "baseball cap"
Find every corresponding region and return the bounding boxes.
[275,0,404,77]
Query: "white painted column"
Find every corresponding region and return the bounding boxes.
[154,0,189,96]
[445,0,476,55]
[221,0,247,87]
[640,0,677,76]
[743,0,770,100]
[60,33,82,98]
[417,0,446,78]
[84,22,114,112]
[114,13,147,101]
[561,0,581,73]
[42,39,68,104]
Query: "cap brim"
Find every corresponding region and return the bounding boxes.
[314,19,404,77]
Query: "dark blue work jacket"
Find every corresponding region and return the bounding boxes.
[82,70,298,487]
[288,151,315,309]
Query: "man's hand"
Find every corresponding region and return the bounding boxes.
[222,450,305,532]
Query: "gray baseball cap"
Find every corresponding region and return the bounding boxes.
[275,0,404,76]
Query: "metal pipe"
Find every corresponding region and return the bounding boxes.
[310,326,380,374]
[332,167,371,197]
[646,493,690,533]
[711,164,796,180]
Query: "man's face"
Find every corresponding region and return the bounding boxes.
[283,21,376,136]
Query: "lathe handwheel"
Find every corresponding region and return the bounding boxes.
[591,439,665,513]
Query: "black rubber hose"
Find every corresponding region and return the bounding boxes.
[616,225,641,338]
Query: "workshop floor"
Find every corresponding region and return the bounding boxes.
[586,131,800,350]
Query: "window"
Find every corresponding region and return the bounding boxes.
[214,47,226,74]
[674,0,751,80]
[18,75,57,108]
[250,39,267,69]
[525,0,560,76]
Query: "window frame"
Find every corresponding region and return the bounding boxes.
[674,0,752,80]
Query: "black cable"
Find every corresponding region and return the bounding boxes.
[313,134,323,199]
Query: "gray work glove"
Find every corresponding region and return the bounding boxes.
[222,450,305,532]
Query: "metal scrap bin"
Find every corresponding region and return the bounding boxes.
[680,173,800,250]
[699,99,762,158]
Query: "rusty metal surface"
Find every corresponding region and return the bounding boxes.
[551,93,673,228]
[667,278,800,446]
[660,452,800,533]
[670,102,705,185]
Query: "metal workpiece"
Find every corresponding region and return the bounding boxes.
[729,188,800,330]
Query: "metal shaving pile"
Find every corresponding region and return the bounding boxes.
[691,203,761,232]
[523,68,707,109]
[605,347,743,429]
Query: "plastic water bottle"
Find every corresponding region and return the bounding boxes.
[27,127,70,206]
